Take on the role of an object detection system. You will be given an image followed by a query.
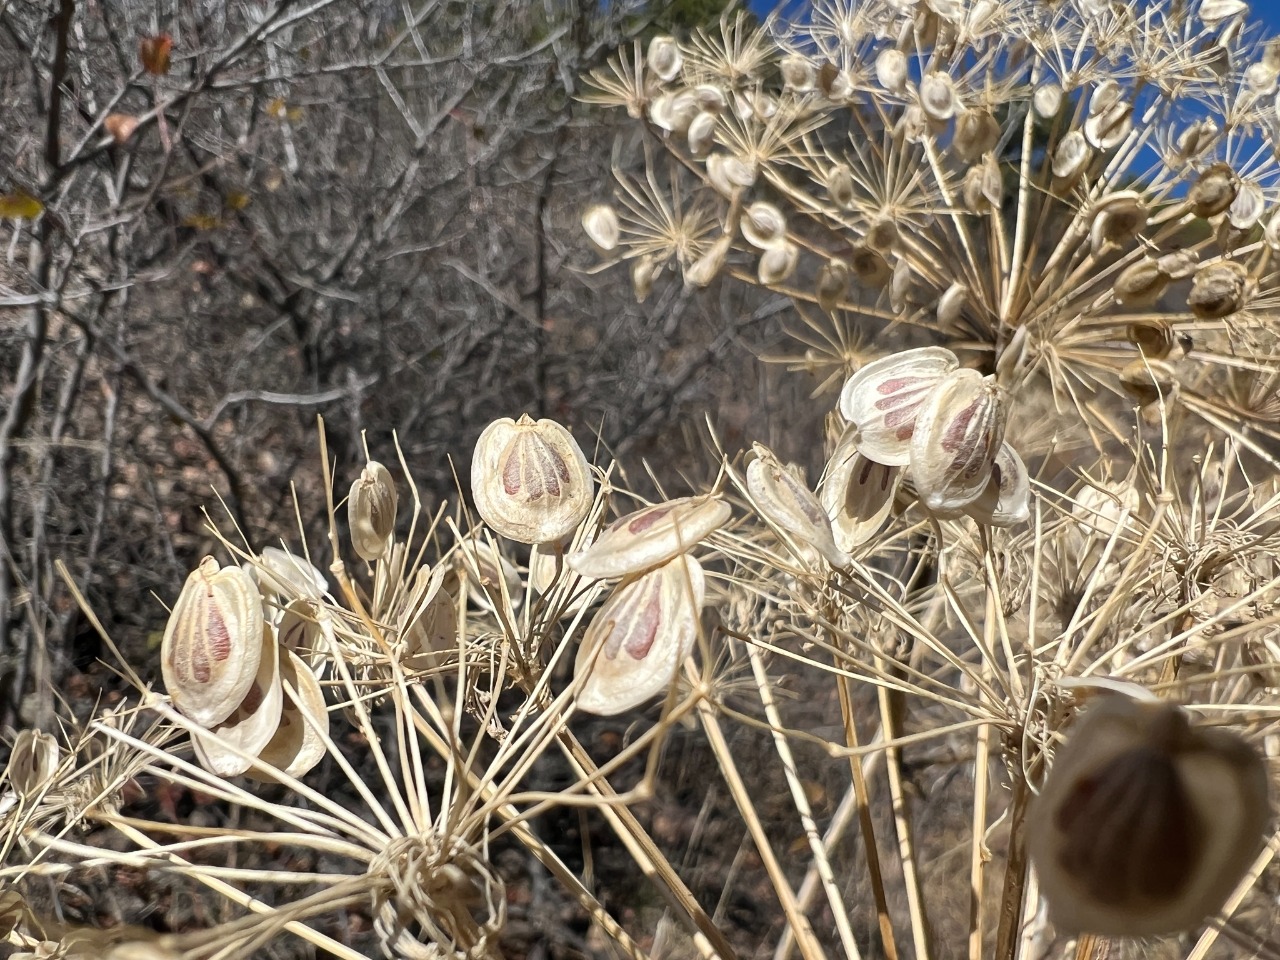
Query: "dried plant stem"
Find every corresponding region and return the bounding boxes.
[1186,835,1280,960]
[992,774,1032,960]
[968,712,992,960]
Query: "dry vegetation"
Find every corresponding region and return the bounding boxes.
[3,1,1280,959]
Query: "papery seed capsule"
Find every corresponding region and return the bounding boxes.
[574,555,705,715]
[632,254,660,302]
[569,495,731,580]
[1157,249,1198,279]
[821,427,902,551]
[706,153,756,195]
[1188,260,1248,319]
[748,444,850,567]
[953,110,1000,162]
[685,234,732,288]
[920,72,959,122]
[582,204,620,252]
[398,563,458,666]
[781,55,816,93]
[191,622,283,777]
[471,414,594,544]
[895,103,929,144]
[1188,163,1238,218]
[1175,118,1218,161]
[875,49,908,92]
[758,241,798,285]
[964,154,1002,212]
[818,62,853,101]
[1033,82,1063,118]
[850,244,892,287]
[277,598,322,666]
[1244,61,1278,96]
[909,369,1006,512]
[937,283,968,328]
[1027,696,1269,937]
[647,35,682,82]
[866,217,899,253]
[1119,357,1179,406]
[458,537,524,614]
[1114,259,1168,308]
[963,441,1030,526]
[250,546,326,604]
[1090,191,1146,254]
[1199,0,1249,27]
[889,256,914,313]
[1266,210,1280,251]
[6,729,60,797]
[686,110,717,156]
[649,89,698,134]
[248,648,328,782]
[1052,130,1091,184]
[839,346,961,466]
[1085,83,1131,150]
[817,259,850,312]
[826,163,855,207]
[348,460,397,561]
[162,556,264,728]
[693,84,727,113]
[1127,320,1177,359]
[1227,181,1264,230]
[742,202,787,249]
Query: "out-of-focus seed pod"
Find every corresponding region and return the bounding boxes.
[1157,249,1198,279]
[1244,62,1278,95]
[458,537,523,614]
[953,110,1000,162]
[1188,260,1248,319]
[1033,82,1063,118]
[909,369,1006,512]
[348,461,397,562]
[1119,357,1179,406]
[741,202,787,249]
[780,55,816,93]
[889,256,915,313]
[1127,320,1177,359]
[1027,696,1270,937]
[747,443,850,568]
[919,72,959,122]
[963,441,1030,527]
[1113,259,1169,307]
[818,62,853,101]
[1227,181,1264,230]
[895,103,929,144]
[191,622,283,777]
[817,259,850,312]
[686,110,717,156]
[1090,191,1146,254]
[631,254,660,302]
[937,282,968,328]
[574,555,705,715]
[1052,130,1091,186]
[685,234,732,288]
[162,556,264,729]
[758,241,798,285]
[250,648,328,781]
[875,49,908,92]
[820,427,902,551]
[826,163,855,208]
[1188,163,1238,218]
[569,495,731,580]
[693,84,727,113]
[1199,0,1249,27]
[582,204,620,252]
[104,113,140,144]
[249,546,326,604]
[839,346,960,466]
[1175,118,1218,162]
[649,89,698,134]
[6,729,60,797]
[963,153,1003,212]
[850,244,892,287]
[471,414,593,544]
[647,35,682,82]
[866,217,899,253]
[706,153,756,195]
[1085,94,1132,150]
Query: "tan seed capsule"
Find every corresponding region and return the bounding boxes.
[747,443,849,568]
[963,441,1030,526]
[471,414,593,544]
[952,110,1000,162]
[1227,180,1264,230]
[348,460,397,561]
[849,244,892,287]
[1052,130,1091,184]
[758,241,798,285]
[1188,260,1248,319]
[706,153,755,195]
[1085,99,1131,151]
[648,89,698,134]
[1119,357,1179,406]
[162,556,264,729]
[686,110,717,156]
[1188,163,1238,218]
[191,622,283,777]
[1090,191,1146,254]
[820,426,901,551]
[1028,696,1270,937]
[631,254,660,302]
[919,71,959,122]
[839,346,961,466]
[937,283,968,327]
[6,729,60,797]
[581,204,620,252]
[1175,118,1218,161]
[909,369,1006,512]
[1156,249,1199,279]
[963,153,1002,212]
[1033,82,1063,118]
[741,202,787,249]
[250,648,328,781]
[817,259,850,311]
[685,234,732,288]
[1113,259,1168,307]
[826,163,855,208]
[780,55,816,93]
[1127,320,1176,358]
[865,217,899,253]
[569,495,731,580]
[647,35,682,82]
[875,48,908,92]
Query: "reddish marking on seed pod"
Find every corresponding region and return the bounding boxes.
[206,606,232,662]
[629,505,674,534]
[624,590,663,659]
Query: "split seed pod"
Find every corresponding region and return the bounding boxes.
[569,495,730,580]
[471,414,594,544]
[758,241,798,285]
[849,244,892,287]
[839,346,960,466]
[1051,130,1091,185]
[574,555,705,715]
[706,153,756,195]
[1127,319,1177,359]
[1089,191,1146,254]
[875,49,908,92]
[6,729,60,797]
[399,564,458,667]
[162,556,264,729]
[191,623,283,777]
[963,441,1030,527]
[348,460,398,561]
[686,110,717,156]
[250,648,328,782]
[278,599,324,665]
[1028,696,1270,937]
[909,368,1006,512]
[747,444,850,568]
[821,428,902,551]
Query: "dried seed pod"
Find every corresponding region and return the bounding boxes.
[1157,249,1198,279]
[780,55,816,93]
[6,729,60,797]
[818,62,854,101]
[569,495,731,580]
[1244,61,1278,96]
[1119,357,1179,406]
[471,414,594,544]
[1027,696,1270,937]
[685,234,732,288]
[909,368,1006,512]
[1227,180,1265,230]
[895,103,929,144]
[849,244,892,287]
[348,460,397,561]
[821,427,902,551]
[866,217,899,253]
[1113,259,1169,307]
[458,538,523,614]
[191,622,283,777]
[1052,130,1091,184]
[104,113,140,144]
[582,204,620,252]
[937,283,968,327]
[249,648,328,782]
[758,241,798,285]
[1084,97,1131,151]
[1199,0,1249,26]
[631,253,660,302]
[889,256,914,312]
[963,441,1030,526]
[399,564,457,665]
[826,163,855,207]
[277,598,322,665]
[963,153,1002,212]
[706,153,756,195]
[162,556,265,729]
[1175,118,1218,161]
[686,110,717,156]
[1033,82,1063,118]
[574,555,705,715]
[817,259,850,312]
[647,35,682,82]
[649,89,698,134]
[839,346,960,466]
[747,443,850,567]
[952,110,1000,162]
[693,84,727,113]
[741,201,787,249]
[1266,209,1280,251]
[1188,163,1238,218]
[1188,260,1248,319]
[919,71,959,122]
[875,49,908,92]
[1090,191,1146,254]
[1127,320,1177,359]
[250,546,326,604]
